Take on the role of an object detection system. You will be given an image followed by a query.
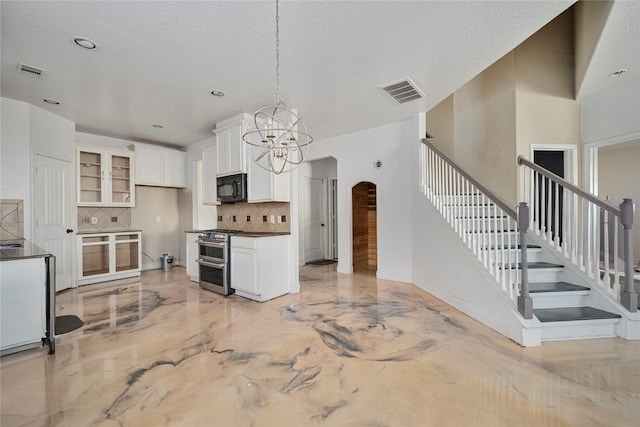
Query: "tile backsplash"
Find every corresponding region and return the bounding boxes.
[0,199,24,240]
[77,207,131,232]
[217,202,290,233]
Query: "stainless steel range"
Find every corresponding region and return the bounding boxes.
[196,230,237,295]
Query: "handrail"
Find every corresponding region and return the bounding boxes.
[422,138,517,219]
[518,154,636,312]
[517,155,621,216]
[421,138,530,317]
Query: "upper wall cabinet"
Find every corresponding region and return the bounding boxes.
[133,143,186,188]
[247,156,290,202]
[77,145,135,207]
[213,113,250,177]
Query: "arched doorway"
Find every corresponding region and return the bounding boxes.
[352,182,377,273]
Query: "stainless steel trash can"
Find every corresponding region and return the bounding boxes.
[161,254,173,271]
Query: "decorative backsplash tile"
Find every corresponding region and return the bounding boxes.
[217,202,290,233]
[77,207,131,232]
[0,199,24,240]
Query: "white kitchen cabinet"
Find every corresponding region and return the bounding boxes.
[201,144,218,205]
[247,150,291,202]
[77,146,135,206]
[164,150,186,187]
[213,113,249,177]
[230,235,290,302]
[186,232,200,282]
[77,231,141,285]
[134,143,186,188]
[0,258,45,354]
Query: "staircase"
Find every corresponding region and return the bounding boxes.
[512,243,622,341]
[419,138,638,346]
[466,198,622,341]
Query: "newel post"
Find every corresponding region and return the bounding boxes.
[518,202,533,319]
[620,198,637,312]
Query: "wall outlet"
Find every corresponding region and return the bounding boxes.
[155,216,161,222]
[111,217,117,223]
[91,217,98,224]
[83,217,90,223]
[270,215,275,224]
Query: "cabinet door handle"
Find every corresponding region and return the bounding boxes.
[66,229,74,234]
[109,171,112,181]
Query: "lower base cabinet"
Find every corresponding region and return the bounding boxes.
[0,258,45,355]
[77,232,141,285]
[230,235,290,302]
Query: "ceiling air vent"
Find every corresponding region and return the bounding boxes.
[380,77,425,104]
[17,62,47,79]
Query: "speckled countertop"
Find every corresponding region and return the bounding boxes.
[233,232,290,238]
[0,239,52,261]
[184,230,290,237]
[76,229,142,235]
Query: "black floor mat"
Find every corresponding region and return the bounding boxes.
[55,315,84,335]
[307,259,337,265]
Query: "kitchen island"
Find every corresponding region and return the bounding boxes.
[0,239,55,355]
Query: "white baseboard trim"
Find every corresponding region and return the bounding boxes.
[142,262,160,271]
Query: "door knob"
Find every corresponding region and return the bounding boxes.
[66,229,74,233]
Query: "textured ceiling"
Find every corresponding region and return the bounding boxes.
[1,1,578,147]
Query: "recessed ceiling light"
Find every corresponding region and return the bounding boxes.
[43,98,60,105]
[152,124,164,129]
[74,37,97,50]
[610,69,627,76]
[211,90,225,97]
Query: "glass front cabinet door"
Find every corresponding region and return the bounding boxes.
[77,146,135,207]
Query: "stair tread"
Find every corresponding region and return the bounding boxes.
[534,306,621,322]
[515,262,564,269]
[501,261,564,270]
[529,282,590,293]
[485,244,541,250]
[458,216,508,219]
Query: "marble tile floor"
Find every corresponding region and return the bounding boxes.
[1,265,639,427]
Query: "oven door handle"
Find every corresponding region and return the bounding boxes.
[197,240,225,248]
[196,259,225,269]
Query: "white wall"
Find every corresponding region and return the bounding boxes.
[304,116,415,282]
[1,98,75,240]
[29,104,75,161]
[1,98,31,239]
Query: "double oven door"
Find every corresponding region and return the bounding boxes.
[197,239,233,295]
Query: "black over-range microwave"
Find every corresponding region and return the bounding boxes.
[217,173,247,203]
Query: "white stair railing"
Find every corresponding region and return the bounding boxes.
[420,139,532,318]
[518,156,637,312]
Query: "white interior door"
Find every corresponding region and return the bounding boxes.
[34,154,74,291]
[304,177,326,262]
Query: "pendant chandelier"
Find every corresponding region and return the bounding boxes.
[242,0,312,175]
